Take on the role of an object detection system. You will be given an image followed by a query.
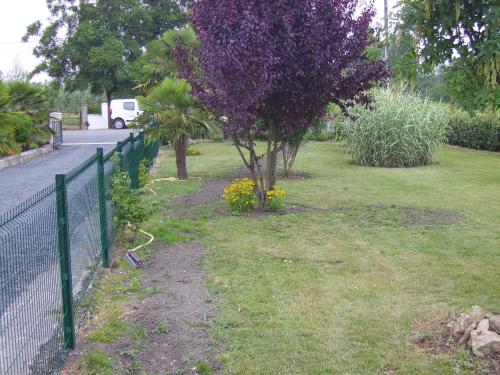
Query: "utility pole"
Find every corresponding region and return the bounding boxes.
[384,0,389,61]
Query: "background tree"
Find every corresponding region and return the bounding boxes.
[396,0,499,111]
[24,0,186,127]
[179,0,388,205]
[135,27,199,94]
[136,77,213,179]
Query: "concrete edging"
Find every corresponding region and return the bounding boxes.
[0,146,53,171]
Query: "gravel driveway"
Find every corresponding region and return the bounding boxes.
[0,129,132,215]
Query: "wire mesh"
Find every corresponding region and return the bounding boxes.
[66,160,102,330]
[0,185,64,375]
[103,158,116,258]
[0,132,158,375]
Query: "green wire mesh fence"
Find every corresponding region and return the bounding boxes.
[0,131,159,374]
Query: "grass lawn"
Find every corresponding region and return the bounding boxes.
[151,141,500,375]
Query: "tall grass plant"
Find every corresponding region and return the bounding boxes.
[344,89,447,167]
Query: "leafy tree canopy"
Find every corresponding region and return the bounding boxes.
[182,0,388,134]
[179,0,388,203]
[136,26,199,94]
[397,0,499,111]
[24,0,187,103]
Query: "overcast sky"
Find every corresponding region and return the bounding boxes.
[0,0,394,82]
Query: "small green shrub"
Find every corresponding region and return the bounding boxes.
[29,143,38,150]
[87,103,101,114]
[305,130,330,141]
[187,146,202,156]
[12,113,36,145]
[138,160,151,188]
[345,89,447,167]
[446,109,500,151]
[111,166,156,237]
[211,131,225,142]
[0,124,19,156]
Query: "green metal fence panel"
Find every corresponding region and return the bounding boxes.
[66,158,103,332]
[103,157,117,258]
[0,184,65,375]
[0,131,158,375]
[55,174,76,351]
[97,149,110,268]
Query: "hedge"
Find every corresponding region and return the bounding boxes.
[446,110,500,152]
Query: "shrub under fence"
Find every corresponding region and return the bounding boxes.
[0,132,159,375]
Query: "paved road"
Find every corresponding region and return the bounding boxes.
[0,129,132,215]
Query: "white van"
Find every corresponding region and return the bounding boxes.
[109,99,142,129]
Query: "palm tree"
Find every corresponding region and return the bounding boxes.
[0,81,19,155]
[135,27,199,94]
[136,77,213,179]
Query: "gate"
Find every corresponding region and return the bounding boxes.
[49,114,63,147]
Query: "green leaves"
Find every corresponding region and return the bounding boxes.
[396,0,499,110]
[24,0,186,98]
[0,80,48,156]
[135,77,213,147]
[111,168,156,232]
[136,26,199,94]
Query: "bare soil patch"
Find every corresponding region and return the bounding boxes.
[63,241,217,375]
[281,171,311,180]
[373,206,462,227]
[126,241,217,374]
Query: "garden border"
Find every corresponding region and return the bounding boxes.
[0,145,53,171]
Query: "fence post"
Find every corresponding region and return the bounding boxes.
[96,148,110,268]
[129,132,139,189]
[55,174,75,350]
[116,140,124,170]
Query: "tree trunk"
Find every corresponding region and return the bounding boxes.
[106,90,113,129]
[267,143,278,190]
[175,135,189,180]
[282,142,301,178]
[232,123,283,208]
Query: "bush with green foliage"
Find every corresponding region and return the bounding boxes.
[138,160,152,189]
[446,109,499,152]
[344,89,447,167]
[12,113,36,145]
[0,80,50,155]
[111,166,156,238]
[186,147,201,156]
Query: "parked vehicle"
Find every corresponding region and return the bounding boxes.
[109,99,142,129]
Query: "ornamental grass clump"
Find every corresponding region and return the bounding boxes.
[223,178,257,215]
[266,187,286,212]
[345,89,447,167]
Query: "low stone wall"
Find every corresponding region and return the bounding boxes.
[0,146,53,170]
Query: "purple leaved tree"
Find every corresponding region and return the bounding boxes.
[179,0,388,206]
